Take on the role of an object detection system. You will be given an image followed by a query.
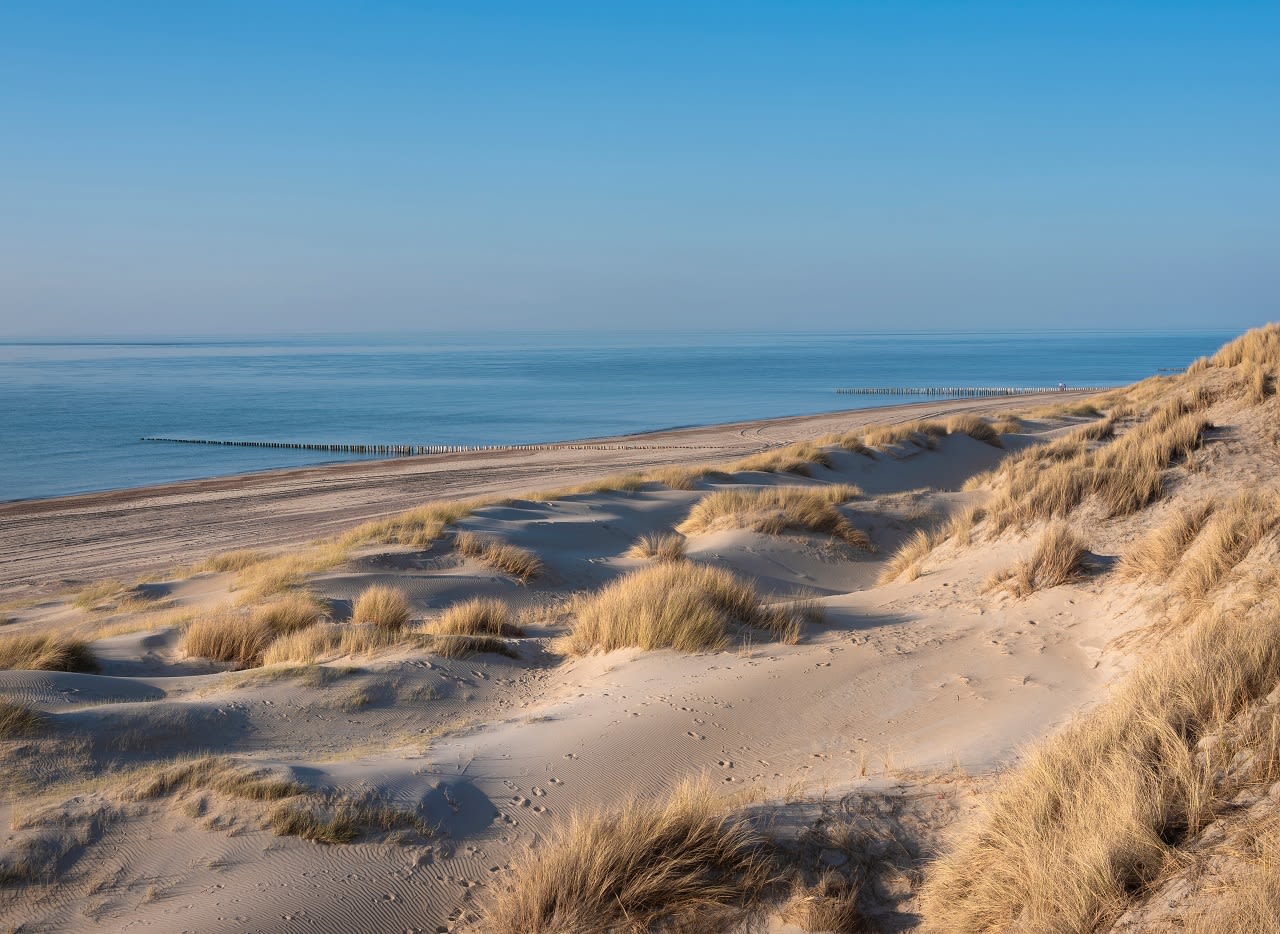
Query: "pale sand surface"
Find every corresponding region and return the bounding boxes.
[0,389,1154,933]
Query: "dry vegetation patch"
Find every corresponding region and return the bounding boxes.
[1118,501,1217,580]
[625,532,687,563]
[266,791,434,845]
[564,563,802,654]
[351,584,412,631]
[863,420,946,450]
[430,597,524,638]
[0,633,97,672]
[919,601,1280,933]
[478,782,775,934]
[945,414,1003,447]
[453,531,543,582]
[676,484,870,549]
[986,523,1090,597]
[0,701,44,738]
[730,441,834,476]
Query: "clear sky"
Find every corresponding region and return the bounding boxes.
[0,1,1275,336]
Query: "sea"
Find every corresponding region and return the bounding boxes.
[0,330,1238,502]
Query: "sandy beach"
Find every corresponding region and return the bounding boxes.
[2,343,1278,934]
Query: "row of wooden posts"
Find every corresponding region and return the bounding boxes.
[141,437,719,455]
[834,386,1110,397]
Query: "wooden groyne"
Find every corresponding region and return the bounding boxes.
[141,437,722,455]
[834,386,1110,397]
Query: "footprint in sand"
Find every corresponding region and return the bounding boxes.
[687,731,705,740]
[717,759,734,769]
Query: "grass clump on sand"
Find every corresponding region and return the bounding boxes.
[265,792,434,845]
[564,563,801,655]
[625,532,688,563]
[453,531,543,582]
[986,523,1089,597]
[231,541,350,601]
[479,781,775,934]
[343,496,501,549]
[0,701,45,738]
[730,441,834,477]
[130,756,304,802]
[351,585,412,631]
[877,506,988,584]
[197,549,268,574]
[676,485,870,549]
[182,595,326,668]
[779,872,862,933]
[918,602,1280,933]
[1172,490,1280,608]
[430,598,524,638]
[0,633,98,672]
[945,414,1003,447]
[862,420,946,450]
[1118,501,1217,580]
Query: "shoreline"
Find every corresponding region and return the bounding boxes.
[0,391,1094,595]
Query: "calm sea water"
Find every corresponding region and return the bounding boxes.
[0,330,1235,502]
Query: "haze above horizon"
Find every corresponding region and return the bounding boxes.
[1,2,1275,336]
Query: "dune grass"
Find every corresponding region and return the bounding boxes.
[182,596,327,668]
[986,522,1090,597]
[197,549,269,574]
[1171,490,1280,608]
[351,584,412,631]
[429,597,524,638]
[863,420,946,450]
[564,563,800,655]
[643,464,727,491]
[945,414,1003,447]
[1118,501,1217,580]
[0,633,98,672]
[453,531,544,582]
[877,529,936,584]
[729,441,834,477]
[779,871,862,933]
[1181,813,1280,934]
[479,781,775,934]
[625,532,688,563]
[676,485,869,549]
[342,496,501,549]
[266,791,435,845]
[992,415,1024,435]
[919,602,1280,933]
[0,701,44,738]
[130,755,304,802]
[1208,321,1280,368]
[231,540,350,601]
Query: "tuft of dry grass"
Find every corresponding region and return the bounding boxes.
[878,529,937,584]
[454,531,543,582]
[863,421,946,450]
[253,592,327,632]
[1208,321,1280,368]
[197,549,268,574]
[625,532,688,563]
[644,464,726,491]
[987,523,1089,597]
[0,701,45,738]
[0,633,98,672]
[992,415,1024,435]
[1180,813,1280,934]
[945,414,1003,447]
[1172,490,1280,608]
[342,496,500,549]
[564,563,798,655]
[265,791,434,845]
[260,623,401,666]
[730,441,834,477]
[182,596,326,668]
[478,781,775,934]
[129,756,304,802]
[351,585,412,631]
[676,485,869,549]
[231,541,350,601]
[779,871,863,932]
[919,602,1280,933]
[1118,501,1217,580]
[430,598,524,638]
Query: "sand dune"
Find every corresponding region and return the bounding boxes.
[3,347,1279,933]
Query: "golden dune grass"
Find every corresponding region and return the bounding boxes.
[945,414,1003,447]
[992,415,1024,435]
[730,441,833,476]
[0,633,97,672]
[453,531,543,582]
[1208,321,1280,368]
[197,549,269,574]
[676,485,869,549]
[232,540,350,601]
[266,791,434,845]
[343,496,501,549]
[182,595,326,668]
[351,584,412,631]
[779,871,862,933]
[1118,501,1217,580]
[878,529,935,584]
[564,563,798,655]
[643,464,726,491]
[130,756,304,802]
[0,701,44,738]
[862,420,946,450]
[987,522,1089,597]
[479,781,775,934]
[260,623,399,666]
[1181,813,1280,934]
[625,532,688,563]
[429,597,524,637]
[1172,490,1280,607]
[919,604,1280,933]
[1240,360,1275,404]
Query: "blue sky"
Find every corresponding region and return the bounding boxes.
[0,2,1275,335]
